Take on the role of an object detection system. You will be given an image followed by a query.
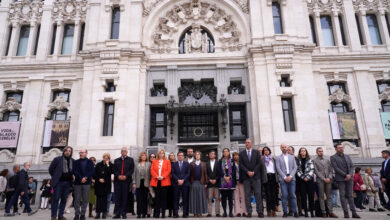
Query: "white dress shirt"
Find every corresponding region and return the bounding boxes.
[266,159,275,174]
[188,157,194,164]
[283,154,290,175]
[210,159,215,172]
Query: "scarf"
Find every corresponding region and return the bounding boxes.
[62,156,72,173]
[221,158,232,189]
[264,155,272,166]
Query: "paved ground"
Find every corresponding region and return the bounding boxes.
[1,207,390,220]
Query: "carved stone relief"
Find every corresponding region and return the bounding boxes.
[0,150,16,163]
[52,0,88,23]
[41,148,62,163]
[306,0,343,15]
[143,0,249,16]
[8,0,43,24]
[0,98,22,120]
[379,87,390,102]
[152,0,242,53]
[47,96,70,118]
[352,0,389,12]
[329,88,351,104]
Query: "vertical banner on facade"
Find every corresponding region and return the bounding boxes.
[380,112,390,139]
[42,120,70,147]
[329,112,359,140]
[0,122,21,148]
[329,112,340,139]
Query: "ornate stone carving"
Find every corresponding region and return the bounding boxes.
[47,96,70,118]
[41,148,62,163]
[185,23,209,53]
[0,150,15,163]
[52,0,88,23]
[379,87,390,101]
[306,0,343,15]
[352,0,389,12]
[8,0,43,24]
[329,88,351,103]
[152,0,242,53]
[0,98,22,120]
[143,0,249,16]
[178,81,217,104]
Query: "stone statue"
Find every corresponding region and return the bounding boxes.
[185,23,208,53]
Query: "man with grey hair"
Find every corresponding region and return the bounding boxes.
[73,148,95,220]
[313,147,337,218]
[4,162,37,217]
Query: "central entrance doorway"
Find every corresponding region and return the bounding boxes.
[178,144,218,162]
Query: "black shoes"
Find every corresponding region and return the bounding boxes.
[95,213,101,219]
[283,213,288,218]
[113,215,121,219]
[351,213,360,219]
[80,215,86,220]
[74,215,80,220]
[294,213,299,218]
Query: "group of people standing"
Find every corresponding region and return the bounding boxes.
[2,139,390,220]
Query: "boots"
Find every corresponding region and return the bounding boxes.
[102,213,107,219]
[89,204,94,218]
[94,213,101,219]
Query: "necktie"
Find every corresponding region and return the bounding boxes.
[179,162,182,170]
[121,158,124,175]
[247,150,251,161]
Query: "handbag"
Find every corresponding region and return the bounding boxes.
[360,184,367,191]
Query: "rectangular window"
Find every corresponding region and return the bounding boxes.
[339,16,347,46]
[105,81,116,92]
[5,26,12,56]
[309,16,317,46]
[330,103,348,113]
[150,107,167,145]
[229,105,247,142]
[53,90,70,102]
[103,103,115,136]
[355,14,365,45]
[50,110,68,121]
[377,81,390,94]
[282,98,296,132]
[272,2,283,34]
[3,111,20,122]
[367,14,382,45]
[50,24,57,55]
[280,76,291,87]
[16,25,30,56]
[382,101,390,112]
[111,8,120,39]
[6,92,23,103]
[79,23,85,52]
[320,15,335,46]
[328,82,346,95]
[61,24,74,55]
[33,24,41,55]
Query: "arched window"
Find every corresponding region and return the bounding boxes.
[178,26,215,54]
[3,111,20,122]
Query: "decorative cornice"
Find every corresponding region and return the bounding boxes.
[52,0,88,23]
[307,0,343,15]
[379,87,390,102]
[143,0,249,17]
[329,88,351,103]
[8,0,43,25]
[47,96,70,118]
[352,0,389,12]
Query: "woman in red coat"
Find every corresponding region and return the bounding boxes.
[150,149,171,218]
[353,167,365,211]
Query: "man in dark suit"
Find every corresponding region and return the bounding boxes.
[330,144,360,219]
[113,147,135,219]
[4,163,37,217]
[239,138,266,218]
[206,150,220,217]
[172,151,191,218]
[380,150,390,210]
[49,146,74,220]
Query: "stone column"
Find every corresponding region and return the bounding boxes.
[313,12,324,51]
[377,10,390,49]
[332,11,344,51]
[342,0,361,51]
[25,22,38,60]
[358,10,372,50]
[71,20,81,60]
[7,22,21,59]
[36,0,54,61]
[52,21,64,60]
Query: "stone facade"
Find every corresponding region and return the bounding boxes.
[0,0,389,170]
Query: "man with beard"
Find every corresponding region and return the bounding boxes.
[185,148,194,164]
[49,146,74,220]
